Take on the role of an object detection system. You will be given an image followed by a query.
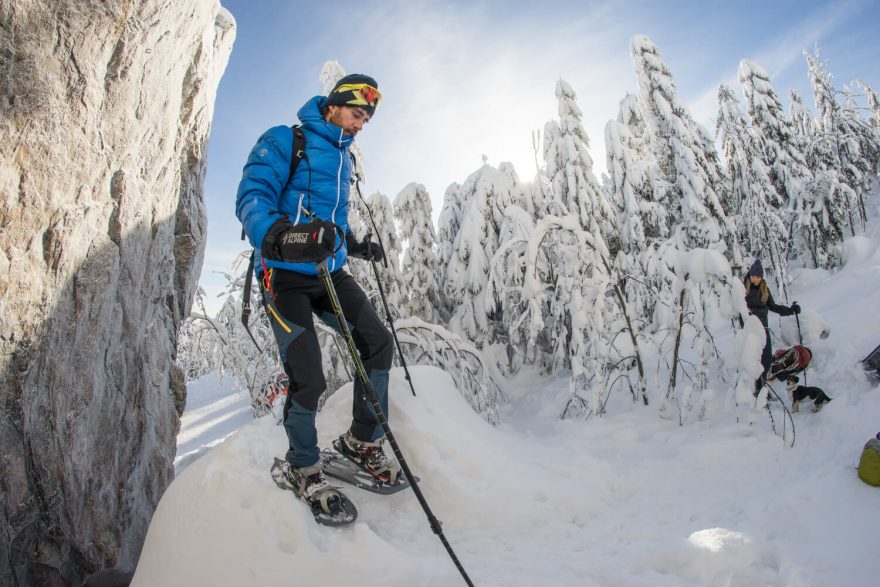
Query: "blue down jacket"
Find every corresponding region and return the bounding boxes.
[236,95,355,275]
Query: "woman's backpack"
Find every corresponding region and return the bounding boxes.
[769,345,812,380]
[858,433,880,487]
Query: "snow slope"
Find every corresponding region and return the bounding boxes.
[134,232,880,586]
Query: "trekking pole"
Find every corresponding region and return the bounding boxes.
[794,302,808,386]
[764,382,796,448]
[365,237,417,397]
[316,259,474,587]
[348,162,417,397]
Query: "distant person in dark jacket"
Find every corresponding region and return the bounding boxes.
[743,259,800,393]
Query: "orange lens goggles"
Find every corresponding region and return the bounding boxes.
[358,85,381,107]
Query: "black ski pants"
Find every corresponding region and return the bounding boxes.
[261,267,393,468]
[755,326,772,393]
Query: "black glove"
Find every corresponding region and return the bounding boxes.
[261,218,338,263]
[346,232,385,262]
[791,302,801,315]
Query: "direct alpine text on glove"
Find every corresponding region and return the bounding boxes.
[262,217,342,263]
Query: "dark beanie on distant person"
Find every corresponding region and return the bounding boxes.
[747,259,764,278]
[325,74,381,116]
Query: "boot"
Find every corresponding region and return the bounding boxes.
[283,461,350,517]
[335,430,401,485]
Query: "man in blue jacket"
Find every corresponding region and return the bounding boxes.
[236,74,399,517]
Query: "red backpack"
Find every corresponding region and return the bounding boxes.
[769,345,812,380]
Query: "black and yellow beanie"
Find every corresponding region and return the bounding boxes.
[325,74,382,116]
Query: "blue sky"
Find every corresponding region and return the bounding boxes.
[200,0,879,313]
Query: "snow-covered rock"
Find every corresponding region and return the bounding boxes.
[0,1,234,584]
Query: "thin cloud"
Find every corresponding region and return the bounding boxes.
[689,0,870,126]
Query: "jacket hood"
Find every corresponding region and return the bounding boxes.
[298,95,354,149]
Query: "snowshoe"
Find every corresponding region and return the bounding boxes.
[270,458,357,526]
[320,431,415,495]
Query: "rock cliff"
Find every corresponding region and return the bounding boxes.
[0,1,234,584]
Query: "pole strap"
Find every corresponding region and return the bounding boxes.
[241,251,263,353]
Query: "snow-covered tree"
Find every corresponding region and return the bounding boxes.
[841,86,880,187]
[543,79,617,250]
[606,94,667,243]
[319,60,346,95]
[788,90,818,146]
[527,129,553,217]
[630,35,736,257]
[488,162,523,231]
[605,94,668,326]
[445,163,518,345]
[862,81,880,128]
[783,89,844,268]
[394,182,443,323]
[660,249,749,424]
[394,317,505,425]
[183,260,280,414]
[436,182,463,321]
[853,81,880,165]
[350,191,405,321]
[519,216,616,416]
[804,49,865,231]
[716,84,790,300]
[177,301,218,382]
[486,204,535,372]
[738,59,810,211]
[486,207,635,410]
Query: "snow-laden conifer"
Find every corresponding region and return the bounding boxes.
[528,129,553,217]
[543,79,617,247]
[862,81,880,127]
[436,182,463,321]
[783,89,843,268]
[738,60,811,212]
[445,163,518,345]
[486,204,535,373]
[630,35,735,256]
[357,191,406,319]
[840,87,880,187]
[606,94,667,244]
[788,90,817,145]
[716,84,790,300]
[605,94,667,324]
[601,95,666,401]
[804,49,865,232]
[394,182,443,324]
[854,81,880,171]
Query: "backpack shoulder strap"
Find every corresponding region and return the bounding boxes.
[290,125,307,182]
[241,126,307,243]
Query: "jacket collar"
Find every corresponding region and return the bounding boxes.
[298,96,354,149]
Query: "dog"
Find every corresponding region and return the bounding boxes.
[786,376,832,413]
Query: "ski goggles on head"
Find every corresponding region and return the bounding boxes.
[331,82,382,112]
